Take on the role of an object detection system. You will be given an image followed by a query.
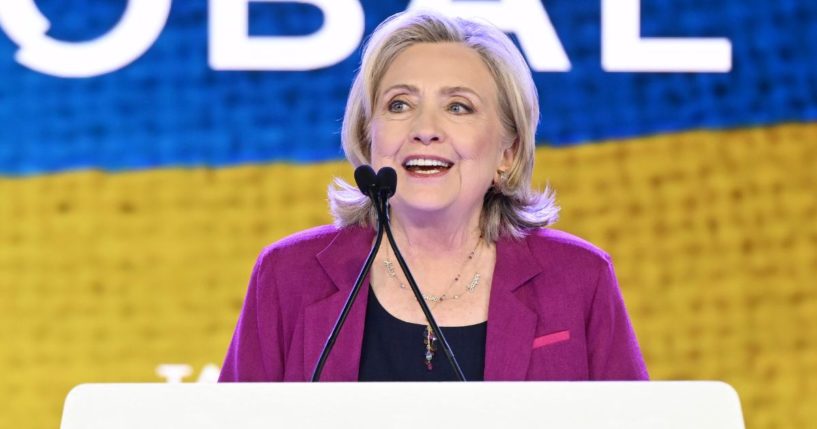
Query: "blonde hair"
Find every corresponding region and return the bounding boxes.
[328,10,559,242]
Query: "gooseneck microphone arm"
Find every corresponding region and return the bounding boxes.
[311,165,466,382]
[310,166,384,382]
[372,168,467,381]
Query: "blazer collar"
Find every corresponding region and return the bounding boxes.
[316,226,375,292]
[306,226,375,381]
[484,235,543,380]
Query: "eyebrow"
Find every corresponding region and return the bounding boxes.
[380,84,483,102]
[441,86,483,101]
[381,84,419,96]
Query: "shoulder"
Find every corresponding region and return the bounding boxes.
[261,224,341,255]
[255,223,373,268]
[254,224,351,268]
[521,227,612,268]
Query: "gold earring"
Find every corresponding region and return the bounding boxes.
[495,170,507,187]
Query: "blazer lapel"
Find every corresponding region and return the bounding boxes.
[484,236,542,380]
[306,226,375,381]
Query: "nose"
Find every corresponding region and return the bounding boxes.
[410,108,444,145]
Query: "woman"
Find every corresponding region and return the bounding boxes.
[219,10,648,382]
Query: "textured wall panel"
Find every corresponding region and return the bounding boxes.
[1,123,816,428]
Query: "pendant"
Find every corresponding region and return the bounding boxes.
[424,325,437,370]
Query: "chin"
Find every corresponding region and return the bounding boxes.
[391,193,455,216]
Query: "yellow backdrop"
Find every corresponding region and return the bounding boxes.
[1,123,815,428]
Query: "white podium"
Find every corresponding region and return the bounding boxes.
[61,381,744,429]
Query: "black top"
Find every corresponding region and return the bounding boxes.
[358,287,487,381]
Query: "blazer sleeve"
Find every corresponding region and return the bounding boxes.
[586,256,649,380]
[218,248,284,381]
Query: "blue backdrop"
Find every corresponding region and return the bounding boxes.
[1,0,816,175]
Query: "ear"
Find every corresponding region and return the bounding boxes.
[498,138,516,172]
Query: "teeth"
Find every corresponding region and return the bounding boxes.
[404,158,451,168]
[415,168,441,175]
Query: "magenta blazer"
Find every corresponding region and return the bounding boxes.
[219,225,648,381]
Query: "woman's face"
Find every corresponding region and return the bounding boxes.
[370,42,513,222]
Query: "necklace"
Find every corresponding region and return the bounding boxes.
[383,240,482,303]
[382,237,483,370]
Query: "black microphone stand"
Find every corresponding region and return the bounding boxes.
[310,167,384,382]
[372,170,466,381]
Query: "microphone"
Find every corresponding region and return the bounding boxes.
[355,164,379,198]
[311,165,386,381]
[376,166,397,200]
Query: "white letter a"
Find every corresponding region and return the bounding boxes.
[407,0,570,71]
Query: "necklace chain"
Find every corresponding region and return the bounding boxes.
[383,239,482,303]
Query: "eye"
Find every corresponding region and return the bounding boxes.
[448,102,473,114]
[388,99,410,113]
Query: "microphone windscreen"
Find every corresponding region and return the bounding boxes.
[354,165,378,195]
[377,167,397,198]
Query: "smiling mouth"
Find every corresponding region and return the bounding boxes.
[402,157,453,176]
